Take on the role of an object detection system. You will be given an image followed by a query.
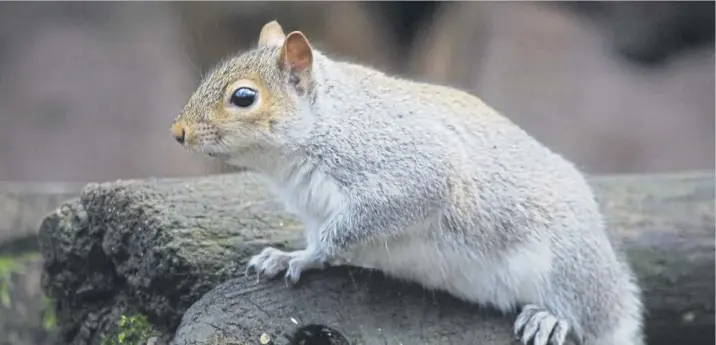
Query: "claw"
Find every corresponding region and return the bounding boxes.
[285,268,300,285]
[245,258,263,283]
[244,262,255,277]
[284,271,298,287]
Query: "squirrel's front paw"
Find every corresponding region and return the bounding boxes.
[245,247,328,284]
[514,304,569,345]
[245,247,293,281]
[284,249,329,285]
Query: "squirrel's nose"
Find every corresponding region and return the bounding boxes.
[174,129,185,144]
[170,122,186,144]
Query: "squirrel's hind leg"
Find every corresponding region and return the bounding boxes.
[514,304,570,345]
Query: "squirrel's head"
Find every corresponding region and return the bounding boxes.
[170,20,316,160]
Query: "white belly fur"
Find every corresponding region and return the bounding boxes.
[345,230,554,313]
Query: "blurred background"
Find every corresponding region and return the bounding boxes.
[0,1,713,182]
[0,2,713,344]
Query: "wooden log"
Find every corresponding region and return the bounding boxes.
[37,172,715,345]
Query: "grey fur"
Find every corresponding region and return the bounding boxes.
[174,28,645,345]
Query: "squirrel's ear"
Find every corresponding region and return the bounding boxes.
[258,20,286,48]
[280,31,313,73]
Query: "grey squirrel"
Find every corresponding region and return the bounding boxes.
[170,20,644,345]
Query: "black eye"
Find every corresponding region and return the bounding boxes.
[230,87,257,108]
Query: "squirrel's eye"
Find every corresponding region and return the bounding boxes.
[230,87,257,108]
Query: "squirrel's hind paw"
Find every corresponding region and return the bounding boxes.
[514,304,569,345]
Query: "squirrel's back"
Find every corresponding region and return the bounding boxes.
[311,53,592,219]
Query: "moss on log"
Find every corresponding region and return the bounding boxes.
[37,172,714,345]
